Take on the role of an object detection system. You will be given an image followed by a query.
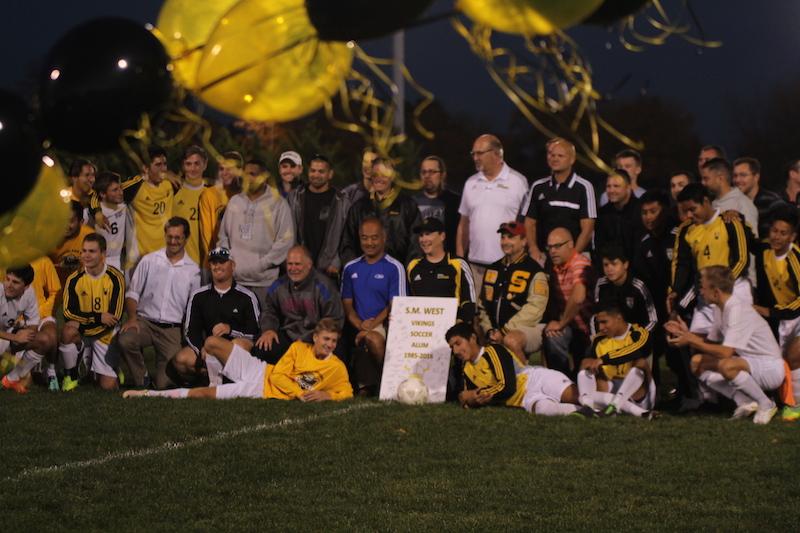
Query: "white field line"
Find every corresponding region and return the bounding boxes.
[7,402,382,482]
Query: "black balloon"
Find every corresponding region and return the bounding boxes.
[39,17,172,153]
[0,89,42,214]
[584,0,650,26]
[307,0,434,42]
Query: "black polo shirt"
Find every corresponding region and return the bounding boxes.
[524,173,597,250]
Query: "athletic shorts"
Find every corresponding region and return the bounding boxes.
[607,375,657,410]
[215,344,267,400]
[39,317,56,329]
[520,366,573,413]
[83,334,119,378]
[690,278,752,335]
[778,317,800,349]
[741,355,785,391]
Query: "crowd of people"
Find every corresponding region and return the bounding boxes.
[2,134,800,424]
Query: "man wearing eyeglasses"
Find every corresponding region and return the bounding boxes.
[543,227,595,376]
[413,156,461,254]
[456,134,529,295]
[524,138,597,266]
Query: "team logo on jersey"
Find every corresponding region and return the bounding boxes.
[374,274,385,279]
[626,297,634,308]
[413,274,422,281]
[538,193,545,200]
[436,274,450,280]
[295,372,320,390]
[351,273,358,279]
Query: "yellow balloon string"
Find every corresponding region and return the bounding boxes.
[617,0,722,53]
[452,18,643,172]
[323,44,434,190]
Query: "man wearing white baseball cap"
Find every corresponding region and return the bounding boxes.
[278,150,303,199]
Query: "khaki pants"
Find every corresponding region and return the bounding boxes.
[470,262,489,300]
[117,318,182,389]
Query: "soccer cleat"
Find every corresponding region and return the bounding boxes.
[117,370,126,386]
[730,401,758,420]
[753,405,778,425]
[122,389,149,399]
[1,374,28,394]
[573,405,599,418]
[61,375,79,392]
[47,375,60,392]
[641,410,660,421]
[780,406,800,422]
[602,404,619,417]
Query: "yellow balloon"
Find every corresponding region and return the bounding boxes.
[195,0,353,122]
[156,0,241,89]
[458,0,604,35]
[0,160,71,269]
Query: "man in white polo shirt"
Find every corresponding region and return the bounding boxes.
[666,265,784,425]
[456,134,529,293]
[117,217,202,389]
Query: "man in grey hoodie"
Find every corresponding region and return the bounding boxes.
[218,159,295,311]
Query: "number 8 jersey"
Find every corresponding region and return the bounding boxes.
[63,264,125,343]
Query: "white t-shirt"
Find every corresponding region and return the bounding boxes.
[458,163,529,265]
[0,285,40,331]
[707,295,781,360]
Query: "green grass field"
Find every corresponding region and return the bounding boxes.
[2,388,799,531]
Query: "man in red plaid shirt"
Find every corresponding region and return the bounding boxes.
[543,227,596,376]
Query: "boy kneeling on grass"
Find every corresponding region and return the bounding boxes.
[123,318,352,401]
[445,322,593,416]
[577,303,657,419]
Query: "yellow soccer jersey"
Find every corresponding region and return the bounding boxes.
[30,256,61,318]
[50,225,94,283]
[590,324,651,380]
[755,241,800,320]
[173,182,204,264]
[263,340,353,401]
[198,184,229,265]
[62,265,125,342]
[462,344,527,408]
[130,178,174,257]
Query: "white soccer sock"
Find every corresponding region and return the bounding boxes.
[146,388,190,399]
[700,370,750,407]
[590,391,615,409]
[59,343,79,370]
[577,370,597,407]
[611,368,645,408]
[534,399,579,416]
[206,356,224,387]
[791,368,800,404]
[46,364,56,378]
[730,371,773,410]
[7,350,44,380]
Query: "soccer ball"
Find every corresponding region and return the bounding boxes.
[396,376,429,405]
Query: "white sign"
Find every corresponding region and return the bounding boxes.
[379,296,458,403]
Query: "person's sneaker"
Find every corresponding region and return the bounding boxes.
[1,374,28,394]
[781,405,800,422]
[61,375,79,392]
[47,374,60,392]
[641,410,661,421]
[730,401,758,420]
[117,370,126,386]
[602,404,618,417]
[122,389,149,399]
[753,405,778,425]
[574,405,599,418]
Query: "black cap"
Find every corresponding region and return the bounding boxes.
[414,217,445,234]
[208,247,233,263]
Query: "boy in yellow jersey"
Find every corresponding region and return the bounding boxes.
[670,183,753,336]
[198,151,242,271]
[50,201,94,285]
[577,304,656,418]
[123,318,352,401]
[752,206,800,421]
[59,233,125,391]
[98,147,174,270]
[30,256,61,391]
[173,145,209,265]
[445,322,591,416]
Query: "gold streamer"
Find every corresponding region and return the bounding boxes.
[452,18,642,172]
[617,0,722,53]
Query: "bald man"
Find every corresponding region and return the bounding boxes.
[542,227,595,376]
[524,138,597,265]
[456,134,529,293]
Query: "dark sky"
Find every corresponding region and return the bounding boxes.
[4,0,800,155]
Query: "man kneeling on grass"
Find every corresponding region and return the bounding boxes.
[124,318,352,401]
[577,303,657,419]
[445,322,592,416]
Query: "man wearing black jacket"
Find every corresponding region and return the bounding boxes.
[594,168,644,269]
